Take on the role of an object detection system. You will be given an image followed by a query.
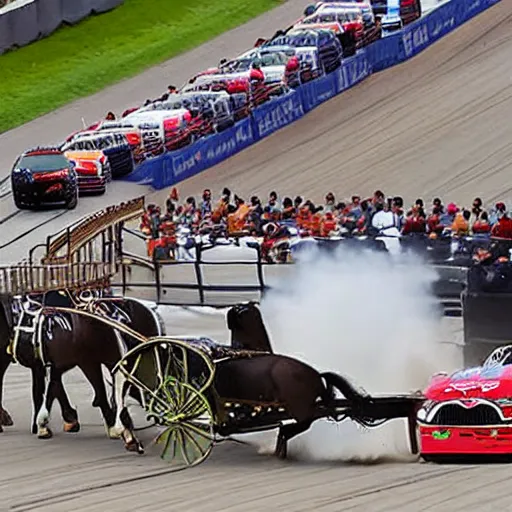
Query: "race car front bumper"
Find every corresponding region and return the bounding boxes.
[77,175,106,193]
[420,424,512,455]
[381,16,403,31]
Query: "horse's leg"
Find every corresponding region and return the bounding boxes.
[111,369,144,454]
[31,362,46,435]
[275,419,314,460]
[0,353,13,431]
[36,366,59,439]
[79,362,116,438]
[53,371,80,433]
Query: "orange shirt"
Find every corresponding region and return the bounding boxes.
[234,203,250,231]
[451,213,469,236]
[227,213,237,234]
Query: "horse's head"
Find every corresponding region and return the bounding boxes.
[226,302,273,353]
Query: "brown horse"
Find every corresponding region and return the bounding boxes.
[0,291,163,451]
[227,301,273,352]
[220,302,420,459]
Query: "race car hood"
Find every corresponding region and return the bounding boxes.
[293,21,344,33]
[207,66,285,83]
[424,364,512,402]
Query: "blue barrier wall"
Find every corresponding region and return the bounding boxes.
[123,0,501,190]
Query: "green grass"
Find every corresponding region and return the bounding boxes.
[0,0,282,134]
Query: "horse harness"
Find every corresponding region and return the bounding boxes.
[8,289,132,366]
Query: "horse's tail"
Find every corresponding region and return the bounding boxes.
[321,372,370,405]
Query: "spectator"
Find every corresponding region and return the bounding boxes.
[431,197,444,215]
[471,197,483,223]
[439,202,458,227]
[451,210,470,237]
[200,189,212,217]
[324,192,336,212]
[473,211,491,235]
[491,203,512,239]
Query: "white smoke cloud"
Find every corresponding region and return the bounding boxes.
[254,247,450,462]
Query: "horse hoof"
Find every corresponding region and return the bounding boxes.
[63,421,80,433]
[38,427,53,439]
[124,439,144,454]
[108,426,124,440]
[0,409,13,427]
[31,423,38,435]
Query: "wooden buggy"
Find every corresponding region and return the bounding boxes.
[111,334,425,469]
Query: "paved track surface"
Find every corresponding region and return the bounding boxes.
[1,1,512,511]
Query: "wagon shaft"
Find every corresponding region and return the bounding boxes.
[332,395,425,423]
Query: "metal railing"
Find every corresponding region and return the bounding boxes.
[112,243,468,314]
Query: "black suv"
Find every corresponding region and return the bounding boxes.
[11,147,78,210]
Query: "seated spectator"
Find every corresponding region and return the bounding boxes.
[402,206,426,235]
[472,211,491,234]
[491,203,512,239]
[439,202,458,227]
[324,192,336,212]
[471,197,483,222]
[431,197,444,214]
[451,210,470,237]
[320,211,338,237]
[427,206,444,235]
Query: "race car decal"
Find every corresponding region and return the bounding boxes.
[431,429,451,440]
[444,381,501,394]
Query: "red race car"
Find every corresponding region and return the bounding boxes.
[418,345,512,460]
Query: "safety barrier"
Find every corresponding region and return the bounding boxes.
[0,0,124,55]
[123,0,501,190]
[112,242,468,315]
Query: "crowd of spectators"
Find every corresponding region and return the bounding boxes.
[139,187,512,258]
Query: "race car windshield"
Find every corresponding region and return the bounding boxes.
[260,53,288,66]
[228,59,252,72]
[20,154,70,172]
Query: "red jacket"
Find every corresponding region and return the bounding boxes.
[402,216,426,235]
[491,216,512,239]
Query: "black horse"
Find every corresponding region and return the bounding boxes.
[0,290,163,451]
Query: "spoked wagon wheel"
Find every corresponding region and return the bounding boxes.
[113,338,217,468]
[149,377,214,467]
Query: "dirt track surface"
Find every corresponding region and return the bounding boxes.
[2,1,512,510]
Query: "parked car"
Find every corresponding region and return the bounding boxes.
[163,91,237,133]
[62,132,134,179]
[369,0,421,30]
[313,2,382,47]
[124,107,194,152]
[263,28,343,73]
[11,147,78,210]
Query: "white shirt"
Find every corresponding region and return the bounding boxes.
[371,211,395,230]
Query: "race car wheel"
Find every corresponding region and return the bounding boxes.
[12,189,28,210]
[65,190,78,210]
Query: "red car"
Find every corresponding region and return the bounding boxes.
[418,345,512,460]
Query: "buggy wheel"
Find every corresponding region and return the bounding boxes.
[150,378,214,467]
